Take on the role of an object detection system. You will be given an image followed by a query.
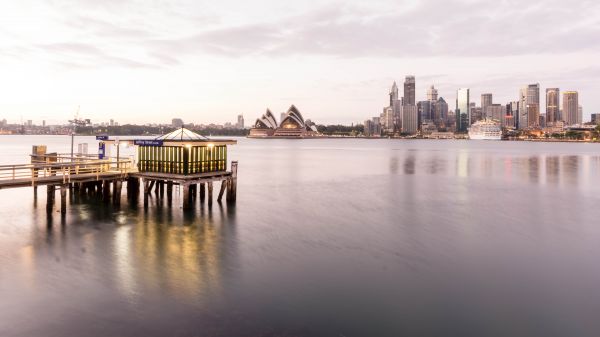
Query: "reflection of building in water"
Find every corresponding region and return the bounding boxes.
[545,156,560,185]
[561,156,579,186]
[109,208,238,301]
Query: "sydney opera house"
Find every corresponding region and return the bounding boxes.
[249,105,319,138]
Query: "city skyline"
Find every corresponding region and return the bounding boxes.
[0,0,599,125]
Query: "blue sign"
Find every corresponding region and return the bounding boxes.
[96,135,109,141]
[98,142,106,159]
[134,139,164,146]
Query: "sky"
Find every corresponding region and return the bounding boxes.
[0,0,599,125]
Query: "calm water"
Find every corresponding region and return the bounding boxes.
[1,135,600,336]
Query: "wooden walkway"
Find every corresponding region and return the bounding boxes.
[0,156,132,190]
[0,155,238,213]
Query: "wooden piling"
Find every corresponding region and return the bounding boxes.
[217,180,226,203]
[159,181,164,198]
[200,183,205,203]
[113,180,122,205]
[60,185,67,214]
[103,180,111,203]
[166,181,173,206]
[182,184,191,209]
[46,185,55,214]
[207,181,213,207]
[143,179,149,208]
[231,161,238,202]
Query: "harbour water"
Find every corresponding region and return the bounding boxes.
[1,135,600,336]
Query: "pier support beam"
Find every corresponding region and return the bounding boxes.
[166,181,173,207]
[159,181,164,199]
[60,185,67,214]
[46,185,55,214]
[103,180,111,203]
[199,183,205,203]
[217,180,226,203]
[207,181,213,207]
[113,180,122,206]
[143,179,149,209]
[182,184,191,210]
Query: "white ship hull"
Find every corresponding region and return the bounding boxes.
[468,133,502,140]
[468,119,502,140]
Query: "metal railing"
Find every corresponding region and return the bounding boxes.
[0,157,134,186]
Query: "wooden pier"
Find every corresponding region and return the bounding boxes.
[0,128,238,216]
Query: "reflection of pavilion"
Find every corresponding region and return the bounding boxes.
[23,198,239,304]
[249,105,319,138]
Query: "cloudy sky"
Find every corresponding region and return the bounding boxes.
[0,0,598,125]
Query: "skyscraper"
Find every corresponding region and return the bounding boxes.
[433,97,449,129]
[519,84,540,128]
[488,104,504,122]
[404,76,416,106]
[481,93,493,118]
[456,88,470,132]
[427,85,438,101]
[562,91,579,125]
[401,105,418,134]
[546,88,560,124]
[237,114,245,129]
[390,82,402,132]
[390,81,399,106]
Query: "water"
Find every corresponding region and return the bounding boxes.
[1,135,600,336]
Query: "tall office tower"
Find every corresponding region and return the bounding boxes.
[488,104,504,122]
[381,106,395,133]
[546,88,560,124]
[372,117,382,136]
[433,97,449,128]
[388,81,402,132]
[363,119,374,137]
[390,81,399,106]
[591,113,600,124]
[417,101,433,121]
[578,106,583,124]
[172,118,184,127]
[456,88,470,132]
[518,87,527,129]
[505,101,519,128]
[401,105,418,134]
[427,85,438,101]
[519,84,540,128]
[404,76,416,106]
[237,114,245,129]
[481,93,493,117]
[562,91,579,125]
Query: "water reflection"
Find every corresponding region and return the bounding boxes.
[27,195,238,304]
[383,148,598,191]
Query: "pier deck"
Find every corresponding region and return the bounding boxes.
[0,154,238,215]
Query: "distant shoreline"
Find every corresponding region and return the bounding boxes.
[1,134,597,144]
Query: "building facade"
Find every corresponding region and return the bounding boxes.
[546,88,560,124]
[563,91,579,125]
[401,105,418,134]
[404,76,416,106]
[427,85,438,101]
[456,88,470,132]
[481,93,493,116]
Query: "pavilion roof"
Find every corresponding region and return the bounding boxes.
[155,127,209,141]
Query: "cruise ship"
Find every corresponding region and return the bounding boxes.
[468,119,502,140]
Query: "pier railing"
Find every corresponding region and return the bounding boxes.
[0,157,134,187]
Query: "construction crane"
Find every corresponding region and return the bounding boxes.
[68,106,91,127]
[68,106,91,158]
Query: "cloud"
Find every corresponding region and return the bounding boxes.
[143,0,600,59]
[37,42,160,69]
